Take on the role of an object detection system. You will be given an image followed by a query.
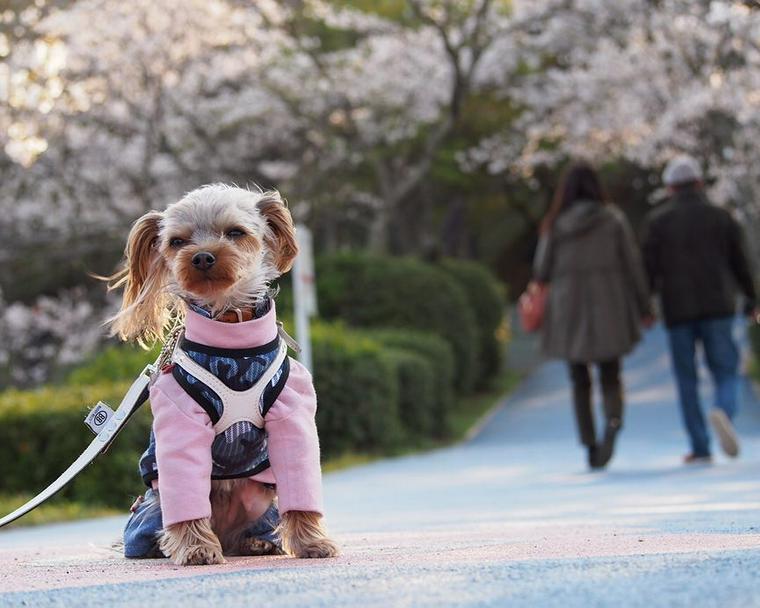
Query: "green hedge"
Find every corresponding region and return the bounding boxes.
[316,253,479,393]
[0,323,461,504]
[383,348,436,439]
[749,324,760,362]
[67,343,159,385]
[310,323,404,456]
[0,250,509,509]
[369,329,455,437]
[0,383,151,507]
[439,259,507,387]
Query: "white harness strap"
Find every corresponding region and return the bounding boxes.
[171,337,289,433]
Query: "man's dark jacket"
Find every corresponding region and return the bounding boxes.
[642,189,756,327]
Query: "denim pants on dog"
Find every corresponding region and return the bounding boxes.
[123,488,282,558]
[667,316,739,457]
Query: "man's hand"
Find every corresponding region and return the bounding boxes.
[642,315,656,329]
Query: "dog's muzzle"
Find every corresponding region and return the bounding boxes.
[192,251,216,270]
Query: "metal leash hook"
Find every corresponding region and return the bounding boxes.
[277,321,302,354]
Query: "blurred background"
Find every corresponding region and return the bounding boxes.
[1,0,760,523]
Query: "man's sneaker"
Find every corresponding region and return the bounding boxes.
[683,453,713,465]
[709,409,740,458]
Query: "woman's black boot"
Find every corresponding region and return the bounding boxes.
[595,418,622,469]
[587,444,601,469]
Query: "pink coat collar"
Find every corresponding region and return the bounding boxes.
[183,302,279,349]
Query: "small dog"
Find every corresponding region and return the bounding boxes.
[108,184,338,565]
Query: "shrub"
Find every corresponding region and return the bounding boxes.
[66,343,160,385]
[311,323,404,456]
[272,279,294,318]
[0,382,151,508]
[749,323,760,362]
[382,348,436,439]
[316,253,479,393]
[0,295,471,510]
[439,258,507,387]
[369,329,455,437]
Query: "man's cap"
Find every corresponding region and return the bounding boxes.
[662,155,703,186]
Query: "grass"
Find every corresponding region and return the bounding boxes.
[0,370,521,529]
[749,356,760,381]
[0,494,120,530]
[447,370,520,441]
[322,452,381,473]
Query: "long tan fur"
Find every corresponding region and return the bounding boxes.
[257,194,298,273]
[159,518,225,566]
[209,479,281,556]
[105,210,174,345]
[278,511,340,558]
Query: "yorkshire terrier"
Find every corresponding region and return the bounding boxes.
[108,184,339,565]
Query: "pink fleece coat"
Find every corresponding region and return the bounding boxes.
[149,304,323,527]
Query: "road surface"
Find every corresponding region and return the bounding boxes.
[2,325,760,607]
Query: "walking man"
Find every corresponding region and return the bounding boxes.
[643,155,757,463]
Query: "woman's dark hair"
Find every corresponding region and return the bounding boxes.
[541,162,608,234]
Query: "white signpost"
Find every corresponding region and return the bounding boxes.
[292,224,317,372]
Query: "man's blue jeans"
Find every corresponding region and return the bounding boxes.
[667,316,739,457]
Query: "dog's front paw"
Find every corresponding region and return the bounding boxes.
[293,537,340,559]
[180,544,226,566]
[239,538,285,557]
[159,518,226,566]
[279,511,341,559]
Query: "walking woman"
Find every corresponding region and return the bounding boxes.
[533,163,653,469]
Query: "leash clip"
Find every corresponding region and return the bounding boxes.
[277,322,302,354]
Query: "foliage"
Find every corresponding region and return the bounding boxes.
[368,328,456,437]
[0,382,151,507]
[438,258,507,386]
[316,253,479,393]
[0,367,521,529]
[0,0,578,289]
[0,286,506,511]
[0,493,118,529]
[2,1,759,314]
[382,347,437,439]
[467,1,760,217]
[748,323,760,363]
[310,322,405,456]
[67,342,160,385]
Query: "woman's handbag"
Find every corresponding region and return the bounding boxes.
[518,281,548,333]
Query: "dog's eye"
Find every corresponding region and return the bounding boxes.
[169,237,186,248]
[226,229,246,238]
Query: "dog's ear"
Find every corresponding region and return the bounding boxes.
[258,192,298,273]
[106,211,170,345]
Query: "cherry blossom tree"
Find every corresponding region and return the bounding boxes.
[3,0,760,385]
[467,0,760,215]
[2,0,562,253]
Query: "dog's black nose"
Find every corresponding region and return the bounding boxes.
[192,251,216,270]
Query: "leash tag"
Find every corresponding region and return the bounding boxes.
[84,401,115,436]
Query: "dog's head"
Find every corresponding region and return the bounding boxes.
[108,185,298,343]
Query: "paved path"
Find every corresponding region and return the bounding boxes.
[3,325,760,607]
